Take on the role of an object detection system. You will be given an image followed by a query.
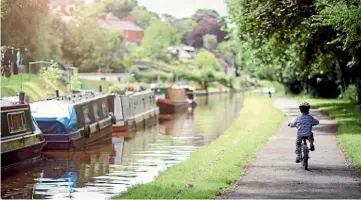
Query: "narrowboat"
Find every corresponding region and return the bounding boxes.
[110,91,159,134]
[152,86,192,117]
[30,94,116,151]
[1,96,46,170]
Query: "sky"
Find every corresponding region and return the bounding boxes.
[137,0,229,18]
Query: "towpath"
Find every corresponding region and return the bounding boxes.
[228,97,361,199]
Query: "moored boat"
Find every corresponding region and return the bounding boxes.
[1,96,46,170]
[110,91,159,134]
[152,86,190,117]
[30,93,116,151]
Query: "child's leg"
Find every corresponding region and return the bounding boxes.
[308,132,314,145]
[309,132,315,151]
[295,136,302,154]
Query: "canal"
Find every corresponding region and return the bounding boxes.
[1,93,244,199]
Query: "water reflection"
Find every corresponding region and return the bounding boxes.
[1,93,244,199]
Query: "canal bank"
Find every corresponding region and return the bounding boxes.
[114,94,285,199]
[1,93,243,199]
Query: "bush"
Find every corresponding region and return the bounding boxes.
[342,85,358,102]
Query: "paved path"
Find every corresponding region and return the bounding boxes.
[228,97,361,199]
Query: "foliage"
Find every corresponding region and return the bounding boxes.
[40,61,60,91]
[62,10,123,72]
[187,16,228,48]
[105,0,137,19]
[227,0,361,99]
[192,9,220,21]
[1,0,62,60]
[69,67,81,91]
[131,6,160,28]
[194,50,220,71]
[163,15,197,44]
[342,85,358,103]
[203,34,218,50]
[137,20,180,61]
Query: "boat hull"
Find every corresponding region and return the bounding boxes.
[1,140,46,170]
[43,123,113,151]
[112,108,159,133]
[156,99,188,115]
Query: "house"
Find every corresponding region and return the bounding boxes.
[97,16,144,44]
[168,45,196,61]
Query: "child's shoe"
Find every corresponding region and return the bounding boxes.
[310,144,315,151]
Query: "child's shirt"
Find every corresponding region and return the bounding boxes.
[289,114,319,136]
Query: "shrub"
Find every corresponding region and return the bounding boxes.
[342,85,358,102]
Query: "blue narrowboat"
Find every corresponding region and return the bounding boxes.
[30,94,116,151]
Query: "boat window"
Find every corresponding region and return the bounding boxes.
[93,103,100,121]
[7,111,27,134]
[102,102,109,116]
[83,106,91,124]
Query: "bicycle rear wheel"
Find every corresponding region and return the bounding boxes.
[303,145,308,170]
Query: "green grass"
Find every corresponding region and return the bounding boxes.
[258,80,286,96]
[297,96,361,171]
[115,94,285,199]
[80,79,116,92]
[1,74,67,101]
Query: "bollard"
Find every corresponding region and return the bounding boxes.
[55,90,59,98]
[19,91,25,104]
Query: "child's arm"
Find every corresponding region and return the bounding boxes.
[312,116,319,125]
[288,116,299,127]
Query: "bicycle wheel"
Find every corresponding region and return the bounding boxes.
[303,145,308,170]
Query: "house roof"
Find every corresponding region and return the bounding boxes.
[97,19,143,31]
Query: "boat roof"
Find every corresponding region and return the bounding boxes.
[33,93,110,105]
[0,96,22,106]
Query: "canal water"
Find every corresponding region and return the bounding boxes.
[1,93,244,199]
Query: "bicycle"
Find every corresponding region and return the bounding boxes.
[299,136,310,170]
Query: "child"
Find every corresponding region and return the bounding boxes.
[288,102,319,163]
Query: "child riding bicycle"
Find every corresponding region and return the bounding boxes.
[288,102,319,163]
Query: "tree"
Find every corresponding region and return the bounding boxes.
[137,20,180,61]
[105,0,137,19]
[187,16,228,48]
[227,0,361,98]
[131,6,160,28]
[62,7,123,72]
[163,14,196,44]
[1,0,62,61]
[203,34,218,50]
[194,50,220,71]
[193,9,220,21]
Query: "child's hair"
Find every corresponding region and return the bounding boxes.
[299,106,309,114]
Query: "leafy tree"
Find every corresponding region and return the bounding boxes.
[194,50,220,71]
[62,4,123,72]
[193,9,220,21]
[137,20,180,61]
[1,0,62,61]
[187,16,228,48]
[131,6,160,28]
[105,0,138,19]
[203,34,218,50]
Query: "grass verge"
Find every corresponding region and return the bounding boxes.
[1,74,67,101]
[297,96,361,171]
[114,94,285,199]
